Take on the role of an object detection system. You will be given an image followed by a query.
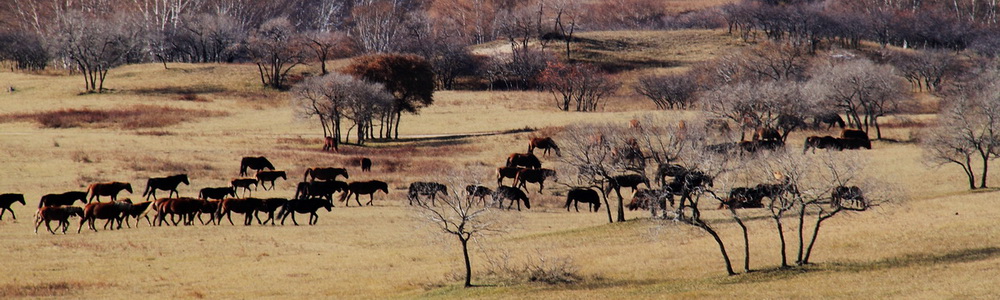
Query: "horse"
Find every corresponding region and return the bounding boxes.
[718,187,765,209]
[340,180,389,206]
[199,187,236,200]
[841,129,870,141]
[738,140,784,154]
[303,167,349,181]
[752,127,781,141]
[124,201,153,228]
[754,179,798,203]
[361,158,372,172]
[255,170,287,191]
[194,200,220,225]
[0,194,25,220]
[803,136,843,154]
[832,186,865,208]
[655,163,688,187]
[294,181,347,203]
[465,185,493,205]
[257,198,288,225]
[87,182,133,203]
[278,199,333,225]
[514,168,557,193]
[154,197,204,226]
[813,112,845,129]
[506,153,541,169]
[142,174,189,200]
[407,182,448,206]
[240,156,275,176]
[565,188,600,212]
[323,136,337,152]
[34,206,83,234]
[38,191,88,208]
[838,137,871,150]
[496,167,525,187]
[607,174,651,196]
[218,197,262,226]
[628,189,670,217]
[231,178,258,198]
[77,199,132,233]
[493,186,530,211]
[528,137,561,156]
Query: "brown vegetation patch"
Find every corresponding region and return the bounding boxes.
[4,105,227,129]
[131,84,226,96]
[0,281,113,298]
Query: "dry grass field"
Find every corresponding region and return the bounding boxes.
[1,29,999,299]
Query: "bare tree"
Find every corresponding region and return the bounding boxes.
[634,72,699,110]
[303,30,353,75]
[349,0,408,53]
[291,72,392,150]
[922,71,1000,189]
[343,53,435,140]
[52,10,143,93]
[538,62,620,112]
[245,17,308,90]
[808,56,909,139]
[701,81,811,141]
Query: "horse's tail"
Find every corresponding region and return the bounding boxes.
[38,195,46,208]
[142,179,154,197]
[338,190,350,202]
[86,184,97,201]
[303,168,312,182]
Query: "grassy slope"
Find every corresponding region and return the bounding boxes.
[0,29,997,299]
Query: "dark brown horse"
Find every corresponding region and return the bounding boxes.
[78,199,132,233]
[323,136,337,152]
[361,158,372,172]
[407,182,448,206]
[813,112,845,129]
[278,199,333,225]
[496,167,525,187]
[34,206,83,234]
[803,136,843,154]
[143,174,189,200]
[294,181,347,203]
[514,168,557,193]
[124,201,153,227]
[465,185,493,205]
[219,197,262,226]
[0,194,25,220]
[607,174,651,196]
[565,188,600,212]
[340,180,389,207]
[493,186,530,211]
[506,153,541,169]
[303,167,349,181]
[257,198,288,225]
[628,189,670,216]
[39,191,88,208]
[528,137,561,156]
[87,182,133,203]
[240,156,275,176]
[832,186,865,208]
[231,178,258,198]
[255,170,287,191]
[154,197,203,226]
[196,200,220,225]
[841,129,869,141]
[199,187,237,200]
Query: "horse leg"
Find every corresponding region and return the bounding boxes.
[45,220,56,234]
[538,182,544,193]
[226,211,235,226]
[291,212,299,226]
[0,208,6,220]
[310,212,317,225]
[76,217,86,233]
[34,217,42,234]
[355,194,363,207]
[366,194,374,206]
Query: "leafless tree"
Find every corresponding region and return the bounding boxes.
[634,72,699,110]
[291,72,391,150]
[538,62,619,112]
[888,48,962,93]
[245,17,308,90]
[52,10,144,93]
[701,81,812,141]
[808,57,909,139]
[303,30,353,75]
[342,80,394,145]
[349,0,409,53]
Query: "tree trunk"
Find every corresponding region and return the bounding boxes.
[598,185,613,224]
[802,212,836,265]
[796,204,806,264]
[729,207,751,273]
[461,236,472,287]
[980,150,990,189]
[615,188,625,222]
[775,217,789,268]
[697,220,736,275]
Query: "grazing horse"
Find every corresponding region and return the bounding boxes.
[124,201,153,228]
[514,168,557,193]
[341,180,389,206]
[303,167,349,182]
[34,206,83,234]
[803,136,843,154]
[493,186,530,211]
[255,170,287,191]
[832,186,865,208]
[528,137,561,156]
[323,136,337,152]
[87,182,133,203]
[361,158,372,172]
[607,174,651,196]
[240,156,275,176]
[465,185,493,205]
[813,112,845,129]
[39,191,88,208]
[407,182,448,206]
[78,199,132,233]
[231,178,258,198]
[0,194,26,220]
[218,197,262,226]
[257,198,288,225]
[506,153,541,169]
[565,188,600,212]
[143,174,189,200]
[294,181,347,203]
[278,199,333,225]
[496,167,525,187]
[199,187,237,200]
[154,197,204,226]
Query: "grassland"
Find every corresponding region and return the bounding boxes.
[1,29,998,299]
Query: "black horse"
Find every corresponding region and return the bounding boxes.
[240,156,275,176]
[38,191,88,208]
[294,181,348,203]
[407,182,448,206]
[607,174,651,196]
[278,199,333,225]
[341,180,389,206]
[465,185,493,205]
[143,174,190,200]
[565,188,600,212]
[832,186,865,208]
[0,194,26,220]
[199,187,236,200]
[255,170,287,191]
[813,112,846,129]
[493,186,530,211]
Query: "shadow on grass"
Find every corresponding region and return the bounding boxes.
[373,127,536,148]
[130,84,227,96]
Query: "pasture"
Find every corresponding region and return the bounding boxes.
[1,30,998,299]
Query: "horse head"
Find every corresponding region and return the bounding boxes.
[180,174,190,185]
[123,182,134,193]
[377,181,389,194]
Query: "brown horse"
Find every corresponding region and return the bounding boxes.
[528,137,561,156]
[496,167,525,187]
[87,182,133,203]
[565,188,600,212]
[323,136,337,152]
[199,187,236,200]
[78,199,132,233]
[506,153,541,169]
[39,191,88,208]
[303,167,349,181]
[340,180,389,207]
[257,198,288,225]
[278,199,333,225]
[240,156,275,176]
[143,174,189,200]
[231,178,258,198]
[361,158,372,172]
[0,194,26,220]
[196,200,220,225]
[124,201,153,228]
[154,197,203,226]
[493,186,530,211]
[514,168,557,193]
[841,129,869,140]
[219,197,262,226]
[35,206,84,234]
[255,170,287,191]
